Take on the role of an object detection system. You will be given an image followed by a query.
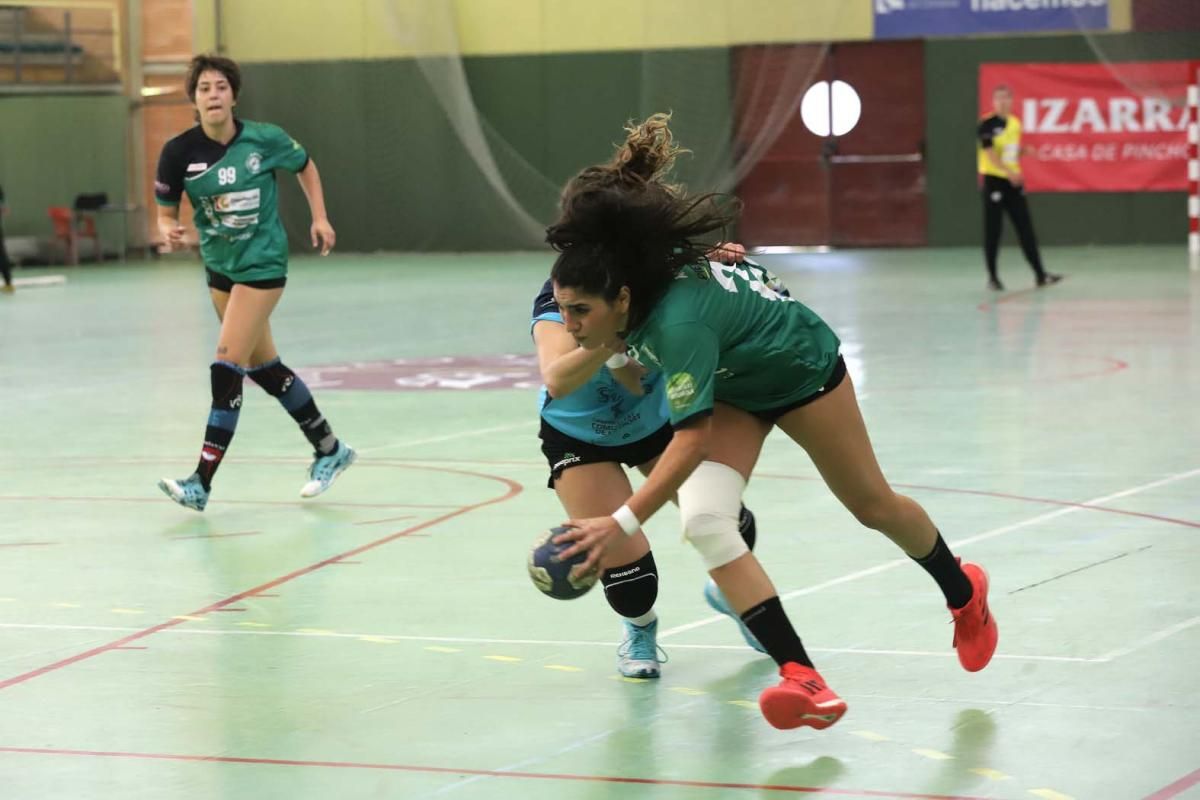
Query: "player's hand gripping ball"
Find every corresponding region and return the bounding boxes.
[528,526,598,599]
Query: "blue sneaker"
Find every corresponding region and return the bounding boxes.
[157,473,209,512]
[617,619,666,679]
[300,441,356,498]
[703,579,767,654]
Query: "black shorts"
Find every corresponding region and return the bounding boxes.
[539,419,674,489]
[206,267,287,292]
[752,355,848,423]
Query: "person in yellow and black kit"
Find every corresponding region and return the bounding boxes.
[978,85,1062,291]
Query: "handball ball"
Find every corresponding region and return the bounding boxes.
[528,526,598,600]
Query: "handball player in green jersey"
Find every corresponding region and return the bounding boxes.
[154,55,354,511]
[550,115,998,731]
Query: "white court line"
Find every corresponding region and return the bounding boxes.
[0,622,1094,662]
[357,421,535,455]
[12,275,67,288]
[424,695,713,799]
[844,692,1181,714]
[1094,615,1200,663]
[660,467,1200,640]
[427,727,618,798]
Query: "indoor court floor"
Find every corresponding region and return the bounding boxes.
[0,246,1196,799]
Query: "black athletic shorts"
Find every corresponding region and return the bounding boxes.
[206,267,287,292]
[752,355,848,423]
[539,419,674,489]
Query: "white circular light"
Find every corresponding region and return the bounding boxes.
[800,80,862,137]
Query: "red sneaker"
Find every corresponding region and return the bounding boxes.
[758,663,847,730]
[951,560,998,672]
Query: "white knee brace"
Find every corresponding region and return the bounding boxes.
[678,460,748,570]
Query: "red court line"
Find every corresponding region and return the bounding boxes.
[353,515,415,526]
[0,466,522,692]
[755,473,1200,530]
[1143,767,1200,800]
[0,746,993,799]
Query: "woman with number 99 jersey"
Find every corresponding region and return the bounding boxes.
[153,54,354,511]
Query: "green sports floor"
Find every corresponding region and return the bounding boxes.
[0,246,1197,799]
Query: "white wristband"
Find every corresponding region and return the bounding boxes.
[605,352,630,369]
[611,504,640,536]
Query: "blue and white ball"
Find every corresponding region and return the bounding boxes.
[528,526,598,600]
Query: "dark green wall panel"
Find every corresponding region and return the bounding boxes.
[238,48,733,252]
[0,95,126,242]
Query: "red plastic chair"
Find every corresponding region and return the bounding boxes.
[48,206,101,265]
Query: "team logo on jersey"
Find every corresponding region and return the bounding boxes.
[246,152,263,174]
[221,213,260,229]
[666,372,697,411]
[214,188,261,213]
[628,343,660,367]
[186,162,208,173]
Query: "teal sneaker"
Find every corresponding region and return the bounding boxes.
[300,441,356,498]
[703,579,767,654]
[617,618,666,679]
[157,473,209,512]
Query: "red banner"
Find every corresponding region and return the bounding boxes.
[979,61,1191,192]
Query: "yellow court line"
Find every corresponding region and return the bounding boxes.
[424,646,461,653]
[670,687,707,696]
[484,655,522,663]
[172,615,204,621]
[55,603,83,609]
[110,608,144,615]
[727,700,757,710]
[236,621,271,628]
[912,749,953,761]
[359,636,395,644]
[1029,790,1075,800]
[295,628,335,636]
[970,768,1011,781]
[544,665,583,672]
[851,731,891,742]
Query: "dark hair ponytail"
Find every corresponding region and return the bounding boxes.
[547,113,739,332]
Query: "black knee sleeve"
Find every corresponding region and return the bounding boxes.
[247,359,295,398]
[210,361,245,411]
[600,551,659,619]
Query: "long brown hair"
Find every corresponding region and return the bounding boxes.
[547,113,738,332]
